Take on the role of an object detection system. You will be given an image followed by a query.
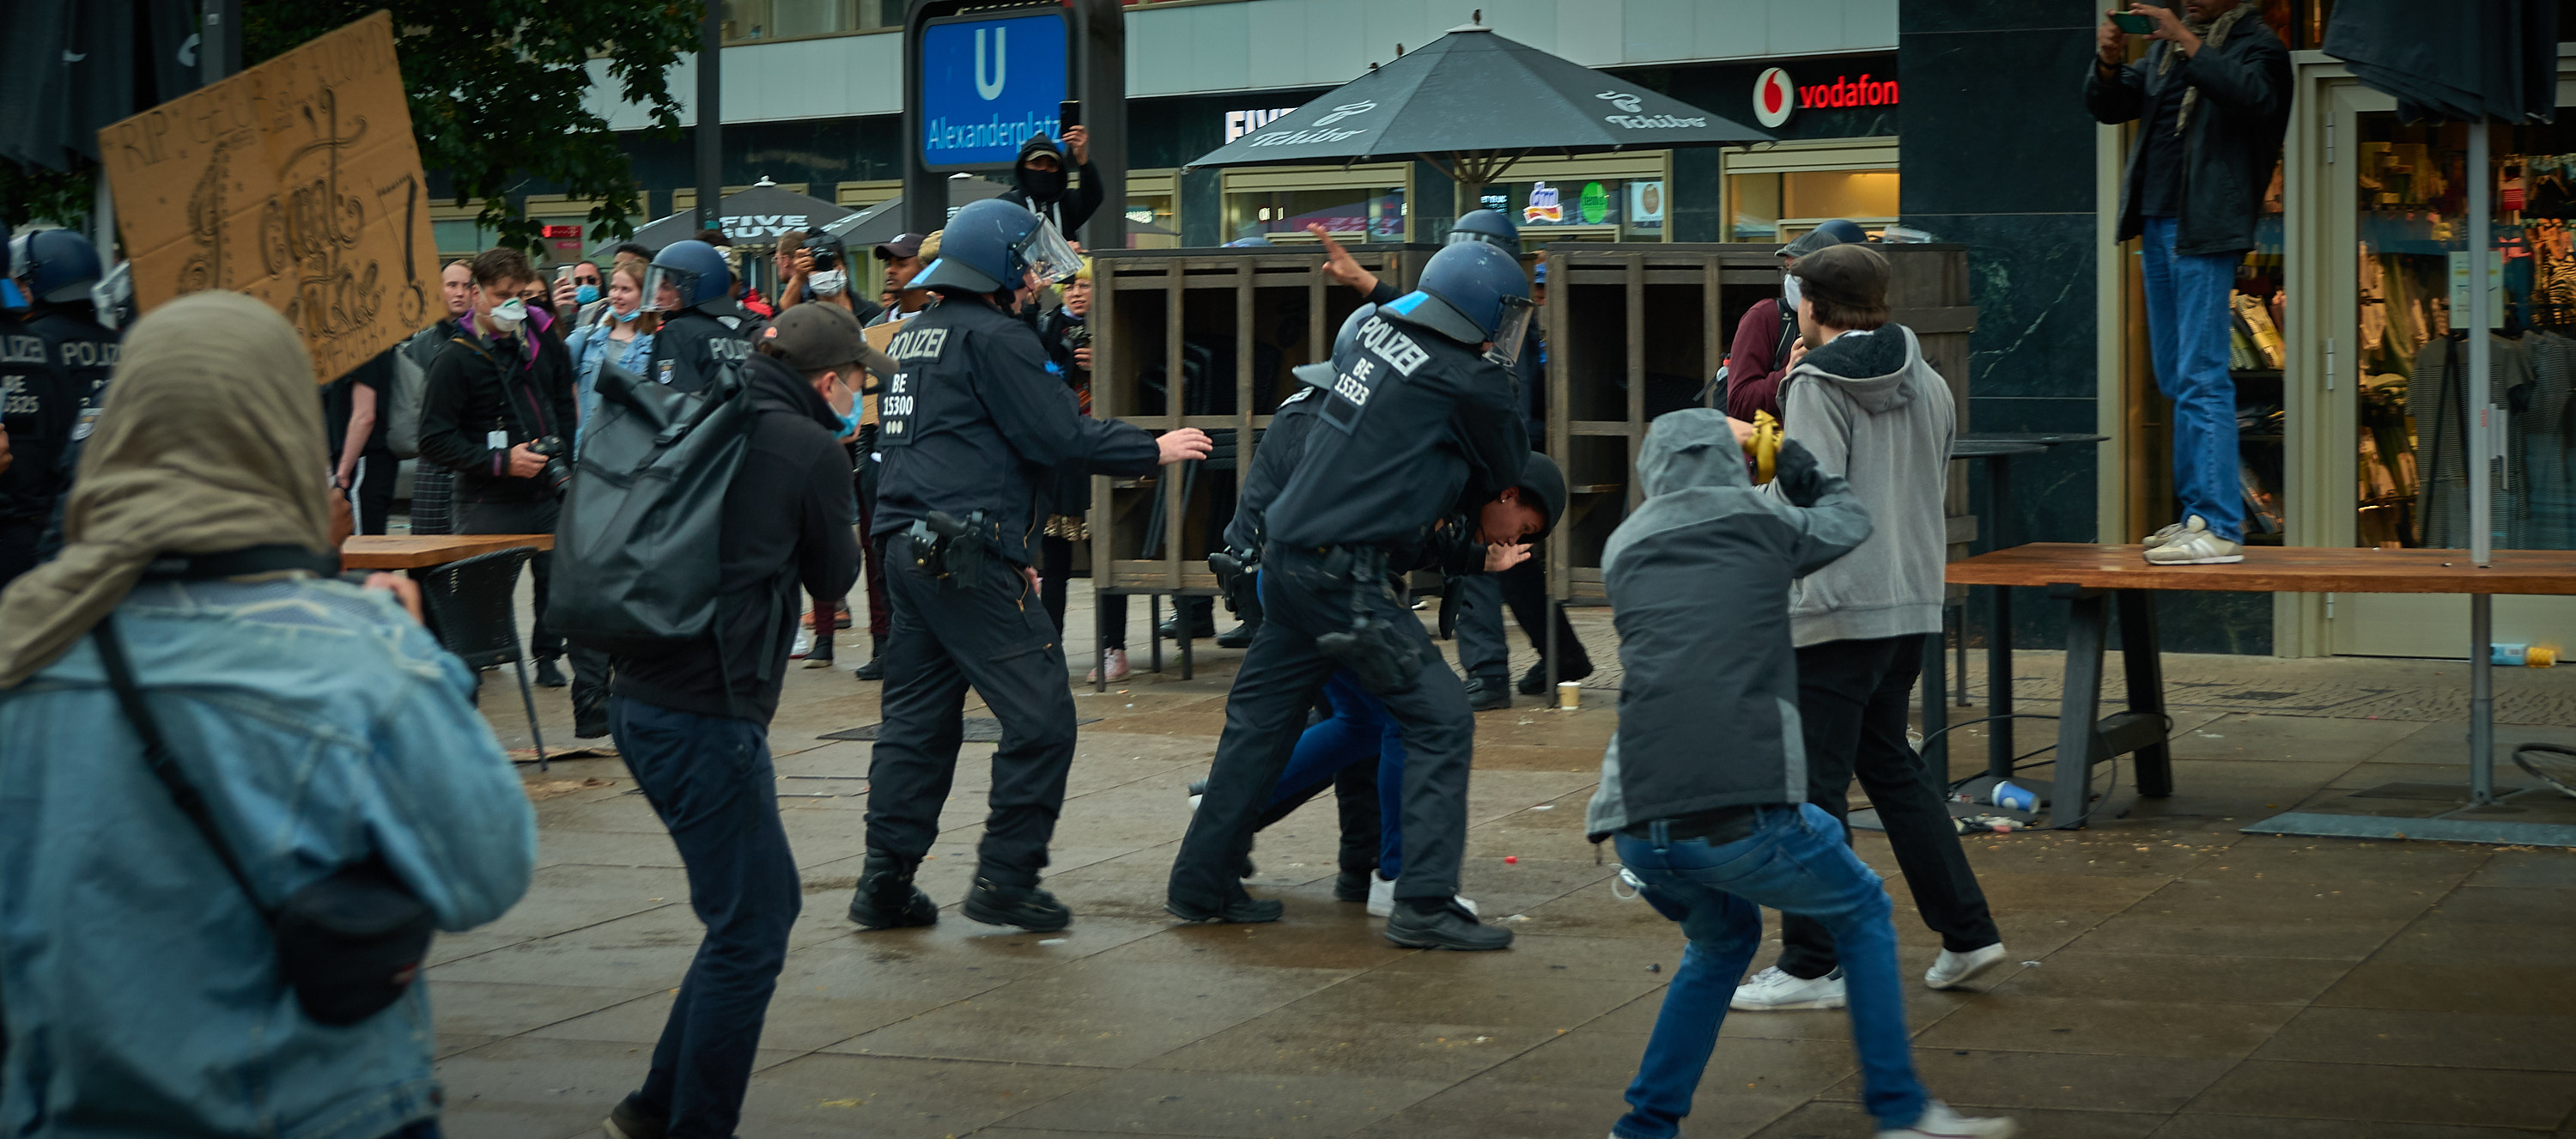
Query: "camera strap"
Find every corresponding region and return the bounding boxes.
[92,614,274,917]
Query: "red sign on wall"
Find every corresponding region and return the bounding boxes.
[541,224,583,238]
[1753,68,1899,129]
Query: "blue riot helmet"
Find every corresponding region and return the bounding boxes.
[1381,241,1535,368]
[1777,218,1868,259]
[8,228,103,303]
[1446,209,1519,253]
[1291,302,1378,387]
[909,198,1084,295]
[641,239,731,312]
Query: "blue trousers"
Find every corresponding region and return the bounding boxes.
[611,697,803,1139]
[1263,670,1407,875]
[1610,806,1929,1138]
[2139,216,2245,542]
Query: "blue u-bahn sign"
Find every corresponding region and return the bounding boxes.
[918,9,1068,171]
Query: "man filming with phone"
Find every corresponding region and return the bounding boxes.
[2087,2,2287,566]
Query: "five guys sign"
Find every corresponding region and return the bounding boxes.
[1753,66,1899,129]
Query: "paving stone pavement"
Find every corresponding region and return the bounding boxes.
[452,581,2576,1139]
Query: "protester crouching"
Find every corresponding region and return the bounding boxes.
[0,290,534,1139]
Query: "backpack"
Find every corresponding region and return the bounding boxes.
[385,326,442,460]
[546,356,757,655]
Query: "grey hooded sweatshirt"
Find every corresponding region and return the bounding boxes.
[1771,322,1956,648]
[1585,410,1873,841]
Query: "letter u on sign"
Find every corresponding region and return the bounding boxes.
[976,29,1006,100]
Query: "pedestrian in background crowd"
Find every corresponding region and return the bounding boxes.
[550,259,605,327]
[567,258,660,444]
[0,290,533,1139]
[1001,126,1103,236]
[399,259,479,536]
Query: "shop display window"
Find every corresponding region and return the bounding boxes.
[1124,193,1177,249]
[1726,168,1899,241]
[2351,116,2576,551]
[1473,178,1668,245]
[1224,186,1406,242]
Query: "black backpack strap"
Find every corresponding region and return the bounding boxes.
[92,615,271,916]
[139,544,341,581]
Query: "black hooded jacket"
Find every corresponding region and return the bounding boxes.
[998,133,1104,237]
[2085,13,2291,257]
[611,353,861,724]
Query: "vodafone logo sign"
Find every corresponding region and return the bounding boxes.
[1753,68,1795,128]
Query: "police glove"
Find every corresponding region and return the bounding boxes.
[1771,439,1831,508]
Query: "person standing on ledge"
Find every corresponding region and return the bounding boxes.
[2087,0,2289,565]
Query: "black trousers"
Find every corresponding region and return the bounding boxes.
[1451,574,1511,685]
[1496,553,1589,672]
[865,551,1080,887]
[342,453,396,535]
[1168,544,1474,911]
[1777,633,2000,978]
[454,495,564,660]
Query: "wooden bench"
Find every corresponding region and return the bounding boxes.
[1946,544,2576,831]
[343,533,556,570]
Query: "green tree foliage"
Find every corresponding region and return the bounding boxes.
[240,2,702,252]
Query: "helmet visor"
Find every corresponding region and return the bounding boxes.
[1014,217,1086,288]
[640,264,700,312]
[1484,296,1537,368]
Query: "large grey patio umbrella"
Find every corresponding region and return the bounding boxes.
[1182,16,1769,212]
[602,180,857,257]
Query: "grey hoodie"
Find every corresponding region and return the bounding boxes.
[1771,322,1955,648]
[1584,410,1872,841]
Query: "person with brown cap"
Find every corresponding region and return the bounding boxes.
[1722,218,1868,423]
[1729,242,2008,1016]
[0,290,534,1139]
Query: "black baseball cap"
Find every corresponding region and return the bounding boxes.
[875,233,929,260]
[764,303,868,370]
[1516,452,1566,539]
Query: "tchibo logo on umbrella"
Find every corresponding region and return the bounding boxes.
[1595,90,1707,130]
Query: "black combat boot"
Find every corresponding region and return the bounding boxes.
[963,876,1072,932]
[854,634,887,681]
[847,849,939,929]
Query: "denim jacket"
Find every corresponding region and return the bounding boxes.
[568,322,655,447]
[0,578,537,1139]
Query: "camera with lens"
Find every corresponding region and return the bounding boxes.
[526,435,575,496]
[809,242,842,272]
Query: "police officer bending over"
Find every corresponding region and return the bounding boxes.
[641,239,762,394]
[852,199,1212,934]
[1,229,117,588]
[1167,239,1535,951]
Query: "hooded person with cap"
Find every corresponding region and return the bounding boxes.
[1728,241,2009,1016]
[596,301,862,1139]
[0,291,535,1139]
[998,127,1104,239]
[1722,218,1868,423]
[1583,409,2017,1139]
[2,228,118,588]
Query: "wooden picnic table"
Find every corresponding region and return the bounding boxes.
[342,533,555,570]
[1946,544,2576,834]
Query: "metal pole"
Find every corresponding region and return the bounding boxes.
[1073,0,1125,254]
[694,2,723,232]
[200,0,240,85]
[2468,124,2493,568]
[91,180,114,265]
[2470,593,2494,804]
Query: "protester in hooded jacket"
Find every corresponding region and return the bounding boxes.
[999,128,1104,237]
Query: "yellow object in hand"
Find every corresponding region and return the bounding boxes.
[1749,410,1783,484]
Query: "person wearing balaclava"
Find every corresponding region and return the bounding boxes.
[0,290,533,1139]
[999,125,1104,239]
[1721,218,1867,423]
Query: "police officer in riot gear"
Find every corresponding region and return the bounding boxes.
[853,198,1212,934]
[1,229,116,587]
[641,239,761,394]
[1168,239,1534,951]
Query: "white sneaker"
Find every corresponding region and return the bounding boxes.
[1729,965,1845,1010]
[1364,873,1478,918]
[1877,1099,2017,1139]
[790,626,813,660]
[1924,943,2008,990]
[2142,515,2244,564]
[1085,647,1131,683]
[2140,520,2187,549]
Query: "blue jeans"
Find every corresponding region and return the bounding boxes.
[2138,216,2245,542]
[1610,805,1929,1138]
[1264,670,1408,874]
[611,697,804,1139]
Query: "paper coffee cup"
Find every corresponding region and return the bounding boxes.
[1558,681,1580,710]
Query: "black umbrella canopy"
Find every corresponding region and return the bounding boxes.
[1183,21,1768,191]
[822,175,1177,247]
[2323,0,2558,124]
[605,181,858,258]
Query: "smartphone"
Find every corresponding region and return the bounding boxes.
[556,264,576,283]
[2109,10,2153,33]
[1059,100,1080,131]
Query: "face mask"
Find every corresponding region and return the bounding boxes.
[1781,271,1803,311]
[835,408,860,436]
[574,283,601,306]
[612,306,641,323]
[810,268,848,296]
[1020,167,1066,201]
[489,298,528,329]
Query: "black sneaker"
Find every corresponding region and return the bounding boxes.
[574,712,610,740]
[534,657,568,688]
[603,1093,666,1139]
[848,851,939,930]
[1165,891,1285,923]
[1385,902,1514,951]
[1215,622,1257,649]
[1334,869,1373,903]
[1464,677,1512,712]
[1517,658,1595,696]
[1157,612,1218,640]
[963,877,1072,932]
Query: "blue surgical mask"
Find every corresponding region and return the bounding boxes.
[612,307,641,323]
[835,409,860,436]
[575,283,601,306]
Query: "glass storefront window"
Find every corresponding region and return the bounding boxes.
[1727,168,1900,241]
[720,0,890,42]
[2351,115,2576,551]
[1125,193,1177,249]
[1473,178,1666,246]
[1224,186,1406,243]
[432,218,493,261]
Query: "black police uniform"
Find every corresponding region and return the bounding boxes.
[1447,320,1584,693]
[1168,308,1527,917]
[863,295,1160,891]
[1,303,118,585]
[647,301,762,394]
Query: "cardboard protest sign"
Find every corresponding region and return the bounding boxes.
[861,315,908,426]
[98,12,436,383]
